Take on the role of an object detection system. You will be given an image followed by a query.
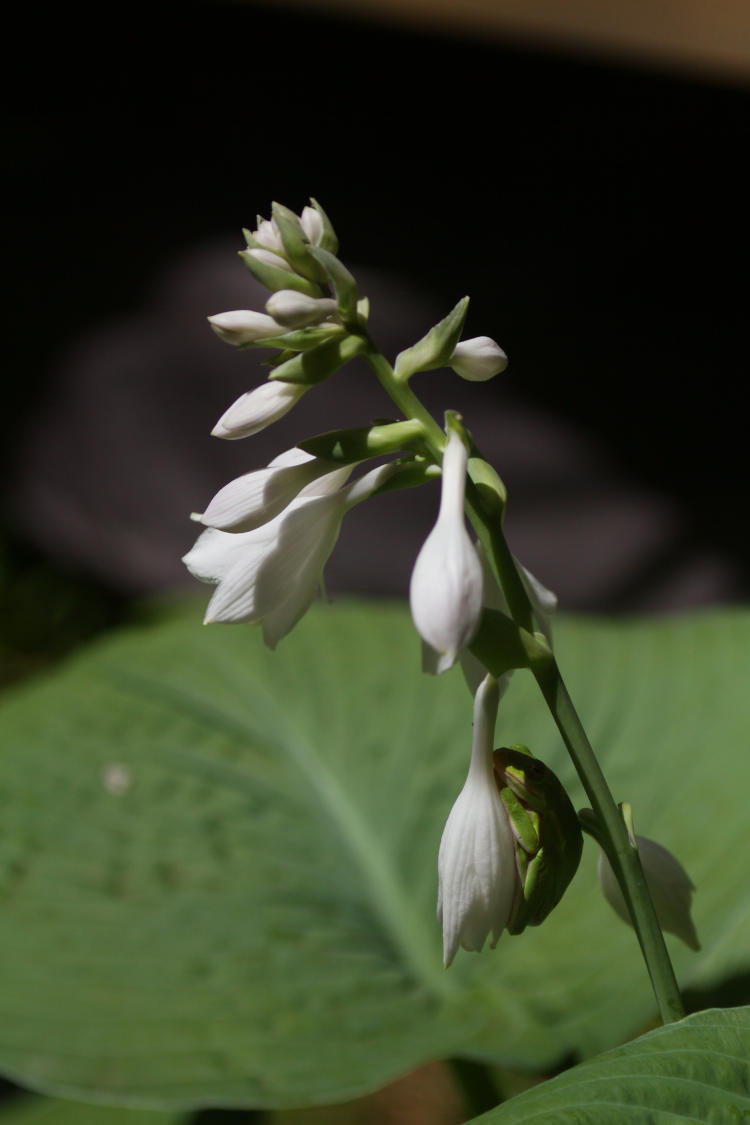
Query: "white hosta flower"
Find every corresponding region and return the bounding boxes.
[199,448,340,532]
[183,462,393,648]
[598,837,700,950]
[265,290,338,329]
[300,205,324,246]
[409,430,483,673]
[212,381,308,440]
[450,337,508,382]
[207,310,286,346]
[438,675,518,966]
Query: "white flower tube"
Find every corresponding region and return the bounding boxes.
[207,310,286,346]
[198,448,341,532]
[450,337,508,382]
[212,381,308,440]
[438,675,518,966]
[183,461,394,649]
[598,836,700,950]
[409,430,483,673]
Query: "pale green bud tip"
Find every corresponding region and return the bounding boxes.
[265,290,338,329]
[207,310,285,346]
[598,836,700,950]
[450,337,508,382]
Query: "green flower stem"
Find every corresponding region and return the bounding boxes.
[362,344,447,453]
[362,336,684,1024]
[533,659,685,1024]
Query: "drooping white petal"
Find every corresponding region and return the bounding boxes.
[450,337,508,382]
[258,494,346,648]
[598,836,700,951]
[200,454,336,532]
[212,381,308,440]
[438,675,517,965]
[410,431,483,673]
[207,310,285,346]
[182,489,348,640]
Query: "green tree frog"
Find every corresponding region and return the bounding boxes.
[493,744,583,935]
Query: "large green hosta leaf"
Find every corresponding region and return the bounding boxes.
[469,1006,750,1123]
[0,602,748,1108]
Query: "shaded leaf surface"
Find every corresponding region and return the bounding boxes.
[0,603,749,1107]
[470,1006,750,1123]
[0,1094,182,1125]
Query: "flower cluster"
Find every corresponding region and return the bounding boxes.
[183,199,699,978]
[184,200,510,652]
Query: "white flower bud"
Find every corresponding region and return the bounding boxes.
[211,381,308,440]
[438,675,518,966]
[300,205,324,246]
[207,310,285,346]
[409,430,483,673]
[246,247,295,272]
[598,836,700,950]
[265,290,339,329]
[450,337,508,382]
[253,217,284,254]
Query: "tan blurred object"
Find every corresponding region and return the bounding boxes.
[270,0,750,81]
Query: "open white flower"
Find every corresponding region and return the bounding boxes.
[212,381,308,440]
[438,675,518,966]
[183,462,393,648]
[409,430,483,673]
[598,836,700,950]
[450,337,508,382]
[198,448,341,532]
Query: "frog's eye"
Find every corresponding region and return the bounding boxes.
[525,760,545,782]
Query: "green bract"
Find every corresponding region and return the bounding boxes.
[393,296,469,381]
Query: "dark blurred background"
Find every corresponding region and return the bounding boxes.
[3,0,750,687]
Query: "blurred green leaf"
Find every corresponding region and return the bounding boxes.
[469,1006,750,1123]
[0,604,749,1108]
[0,1094,183,1124]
